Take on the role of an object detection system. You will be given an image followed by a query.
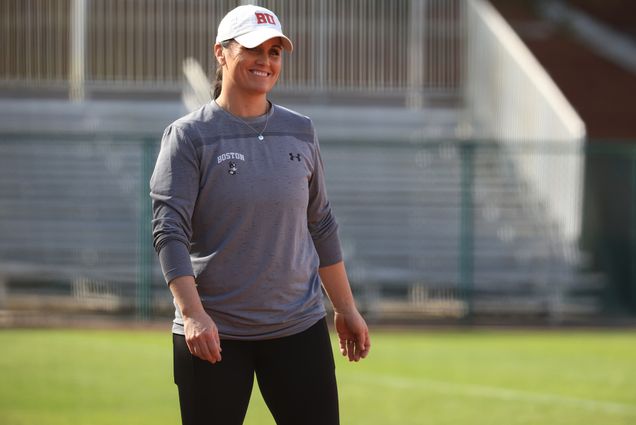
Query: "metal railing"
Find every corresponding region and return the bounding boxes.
[1,0,464,103]
[1,133,632,321]
[0,133,159,318]
[1,0,71,86]
[464,0,586,246]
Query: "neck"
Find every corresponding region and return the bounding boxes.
[215,91,269,118]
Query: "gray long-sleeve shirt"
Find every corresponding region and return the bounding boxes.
[150,101,343,340]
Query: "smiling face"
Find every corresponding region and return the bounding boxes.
[216,38,283,98]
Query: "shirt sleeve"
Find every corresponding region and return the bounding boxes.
[307,123,343,267]
[149,125,199,283]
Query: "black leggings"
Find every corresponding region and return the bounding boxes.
[173,318,339,425]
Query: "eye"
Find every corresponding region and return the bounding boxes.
[270,48,282,57]
[243,46,261,55]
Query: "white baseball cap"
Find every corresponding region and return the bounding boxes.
[215,4,293,52]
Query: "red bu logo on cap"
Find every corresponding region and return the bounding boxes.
[255,12,275,25]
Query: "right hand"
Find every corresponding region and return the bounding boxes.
[183,310,222,364]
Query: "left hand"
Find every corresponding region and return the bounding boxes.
[334,308,371,362]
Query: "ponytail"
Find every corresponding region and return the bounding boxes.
[212,66,223,99]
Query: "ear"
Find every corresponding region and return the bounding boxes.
[214,43,226,66]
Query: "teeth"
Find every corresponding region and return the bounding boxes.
[251,70,268,77]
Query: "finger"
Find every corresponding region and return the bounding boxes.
[201,330,222,363]
[189,332,217,364]
[209,328,222,356]
[187,339,211,362]
[347,340,355,362]
[349,331,363,361]
[339,338,348,357]
[353,340,362,362]
[357,332,370,359]
[360,336,371,359]
[186,339,196,357]
[215,332,222,353]
[206,337,222,363]
[196,340,217,364]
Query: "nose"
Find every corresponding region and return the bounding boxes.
[255,51,268,66]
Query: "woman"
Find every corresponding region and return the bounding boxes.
[150,4,370,425]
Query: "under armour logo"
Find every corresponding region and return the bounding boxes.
[289,153,301,161]
[228,161,238,175]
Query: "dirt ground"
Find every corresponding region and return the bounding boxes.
[489,0,636,140]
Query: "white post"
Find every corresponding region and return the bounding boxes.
[69,0,86,102]
[407,0,426,109]
[318,0,327,91]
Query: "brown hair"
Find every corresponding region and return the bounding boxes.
[212,40,233,99]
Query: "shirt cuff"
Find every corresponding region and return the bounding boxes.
[314,232,343,267]
[158,240,194,284]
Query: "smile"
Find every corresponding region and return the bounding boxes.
[250,70,270,77]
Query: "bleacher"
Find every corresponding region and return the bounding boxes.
[0,135,165,313]
[321,139,603,319]
[0,100,605,321]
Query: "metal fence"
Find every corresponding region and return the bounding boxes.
[1,0,71,86]
[1,0,464,102]
[0,134,158,319]
[1,133,633,321]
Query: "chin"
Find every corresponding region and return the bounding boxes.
[249,84,276,95]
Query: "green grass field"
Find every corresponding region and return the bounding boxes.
[1,327,635,425]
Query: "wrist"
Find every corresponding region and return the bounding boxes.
[333,303,357,316]
[182,306,206,320]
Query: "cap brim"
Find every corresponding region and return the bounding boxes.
[234,28,293,52]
